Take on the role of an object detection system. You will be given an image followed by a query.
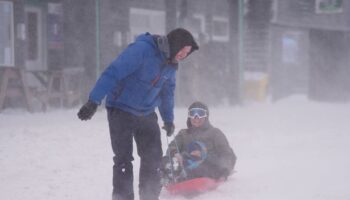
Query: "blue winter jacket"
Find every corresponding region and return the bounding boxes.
[88,33,177,123]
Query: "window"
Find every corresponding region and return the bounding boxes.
[0,1,14,66]
[212,16,229,42]
[130,8,165,41]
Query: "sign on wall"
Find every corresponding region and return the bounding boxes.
[315,0,343,14]
[48,3,63,49]
[282,33,300,64]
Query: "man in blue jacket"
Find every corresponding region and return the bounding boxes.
[77,28,198,200]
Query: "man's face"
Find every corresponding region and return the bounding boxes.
[174,46,192,62]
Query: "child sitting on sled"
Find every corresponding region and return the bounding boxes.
[161,101,237,185]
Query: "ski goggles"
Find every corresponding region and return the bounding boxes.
[188,108,208,119]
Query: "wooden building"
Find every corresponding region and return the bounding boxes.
[0,0,239,111]
[3,0,348,111]
[269,0,350,101]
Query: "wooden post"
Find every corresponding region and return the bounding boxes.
[47,70,66,108]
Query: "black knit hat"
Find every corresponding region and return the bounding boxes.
[188,101,209,115]
[167,28,199,60]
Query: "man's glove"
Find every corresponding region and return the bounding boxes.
[162,122,175,137]
[77,101,98,120]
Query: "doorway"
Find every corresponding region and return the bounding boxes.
[25,6,46,71]
[309,29,350,101]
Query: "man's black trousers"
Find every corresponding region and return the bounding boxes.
[107,108,163,200]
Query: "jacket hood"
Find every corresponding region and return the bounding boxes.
[167,28,199,60]
[135,33,171,63]
[135,33,157,48]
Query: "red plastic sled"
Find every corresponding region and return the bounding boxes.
[165,177,222,196]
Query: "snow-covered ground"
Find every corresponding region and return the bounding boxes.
[1,95,350,200]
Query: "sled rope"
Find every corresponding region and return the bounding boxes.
[166,136,176,183]
[173,136,188,178]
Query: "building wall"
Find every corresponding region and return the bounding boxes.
[270,0,350,102]
[4,0,240,108]
[309,30,350,101]
[244,0,272,72]
[273,0,350,31]
[173,0,235,106]
[269,25,310,101]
